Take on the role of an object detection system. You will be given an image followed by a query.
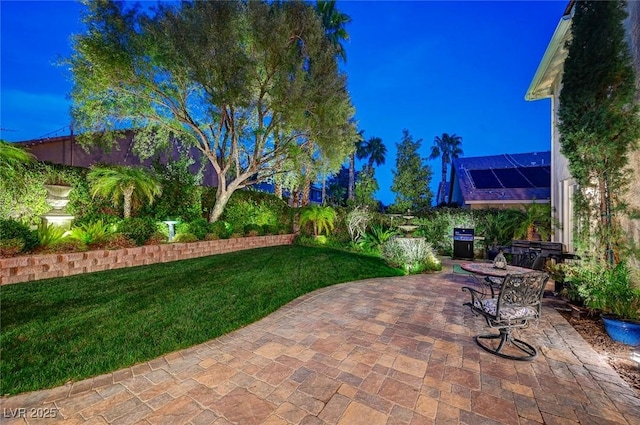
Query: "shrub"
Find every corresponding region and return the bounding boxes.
[103,233,137,250]
[173,232,198,243]
[345,206,371,242]
[244,223,264,237]
[358,225,398,254]
[0,238,24,257]
[36,223,68,248]
[69,220,113,245]
[299,206,336,237]
[37,239,87,254]
[262,224,278,235]
[382,237,441,274]
[187,218,210,240]
[0,218,38,252]
[210,221,233,239]
[117,217,158,246]
[221,190,292,233]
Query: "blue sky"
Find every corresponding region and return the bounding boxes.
[0,0,567,205]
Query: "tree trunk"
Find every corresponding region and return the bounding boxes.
[348,153,355,201]
[291,190,300,208]
[123,186,134,219]
[209,187,233,223]
[302,175,311,206]
[275,180,283,199]
[441,159,448,204]
[321,172,326,205]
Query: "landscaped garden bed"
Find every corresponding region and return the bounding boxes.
[0,234,294,285]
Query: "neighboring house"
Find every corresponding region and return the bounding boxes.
[16,131,321,203]
[525,0,640,253]
[447,151,551,209]
[16,131,219,187]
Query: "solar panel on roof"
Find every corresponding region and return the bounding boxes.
[469,169,502,189]
[494,169,533,188]
[518,166,550,188]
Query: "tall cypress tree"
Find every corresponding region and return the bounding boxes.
[558,0,640,263]
[391,129,433,214]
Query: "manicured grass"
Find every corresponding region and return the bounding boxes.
[0,245,403,395]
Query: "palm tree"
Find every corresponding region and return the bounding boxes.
[88,165,162,219]
[300,205,337,237]
[362,136,387,171]
[0,140,35,182]
[348,130,365,201]
[316,0,351,63]
[514,203,558,241]
[429,133,463,204]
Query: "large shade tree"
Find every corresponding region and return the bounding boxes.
[558,0,640,263]
[69,0,355,222]
[429,133,463,204]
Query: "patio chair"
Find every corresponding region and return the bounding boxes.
[462,271,549,361]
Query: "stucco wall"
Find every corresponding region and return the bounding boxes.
[0,234,295,285]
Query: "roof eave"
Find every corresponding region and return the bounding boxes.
[525,13,573,101]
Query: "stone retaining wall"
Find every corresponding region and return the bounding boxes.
[0,234,295,285]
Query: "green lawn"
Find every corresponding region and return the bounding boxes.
[0,245,403,395]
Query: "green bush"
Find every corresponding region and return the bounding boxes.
[244,223,264,236]
[0,238,24,257]
[188,218,210,240]
[173,232,199,243]
[210,221,233,239]
[117,217,158,246]
[381,236,441,274]
[143,157,203,221]
[69,220,113,245]
[37,239,87,254]
[262,224,279,235]
[37,223,68,248]
[221,190,292,233]
[0,218,38,252]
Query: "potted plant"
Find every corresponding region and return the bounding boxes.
[565,260,640,345]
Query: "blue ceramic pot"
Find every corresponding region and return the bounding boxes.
[602,315,640,346]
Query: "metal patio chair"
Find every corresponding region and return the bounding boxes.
[462,271,549,361]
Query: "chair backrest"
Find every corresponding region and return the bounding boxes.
[496,272,550,316]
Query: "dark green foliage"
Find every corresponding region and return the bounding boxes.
[117,217,158,246]
[143,156,203,222]
[173,232,198,243]
[244,224,264,236]
[0,218,38,252]
[391,129,433,213]
[210,221,233,239]
[558,0,640,262]
[262,224,279,235]
[0,245,402,394]
[221,190,292,233]
[176,218,210,241]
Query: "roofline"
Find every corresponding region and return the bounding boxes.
[464,199,550,205]
[525,5,574,101]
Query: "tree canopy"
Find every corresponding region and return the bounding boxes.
[69,0,356,221]
[558,0,640,263]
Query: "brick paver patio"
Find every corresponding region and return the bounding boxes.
[2,264,639,424]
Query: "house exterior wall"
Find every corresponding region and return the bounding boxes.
[550,70,575,252]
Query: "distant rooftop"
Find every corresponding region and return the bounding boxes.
[450,152,551,205]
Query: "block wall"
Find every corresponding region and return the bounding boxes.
[0,234,295,285]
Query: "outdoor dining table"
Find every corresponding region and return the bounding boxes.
[459,262,535,278]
